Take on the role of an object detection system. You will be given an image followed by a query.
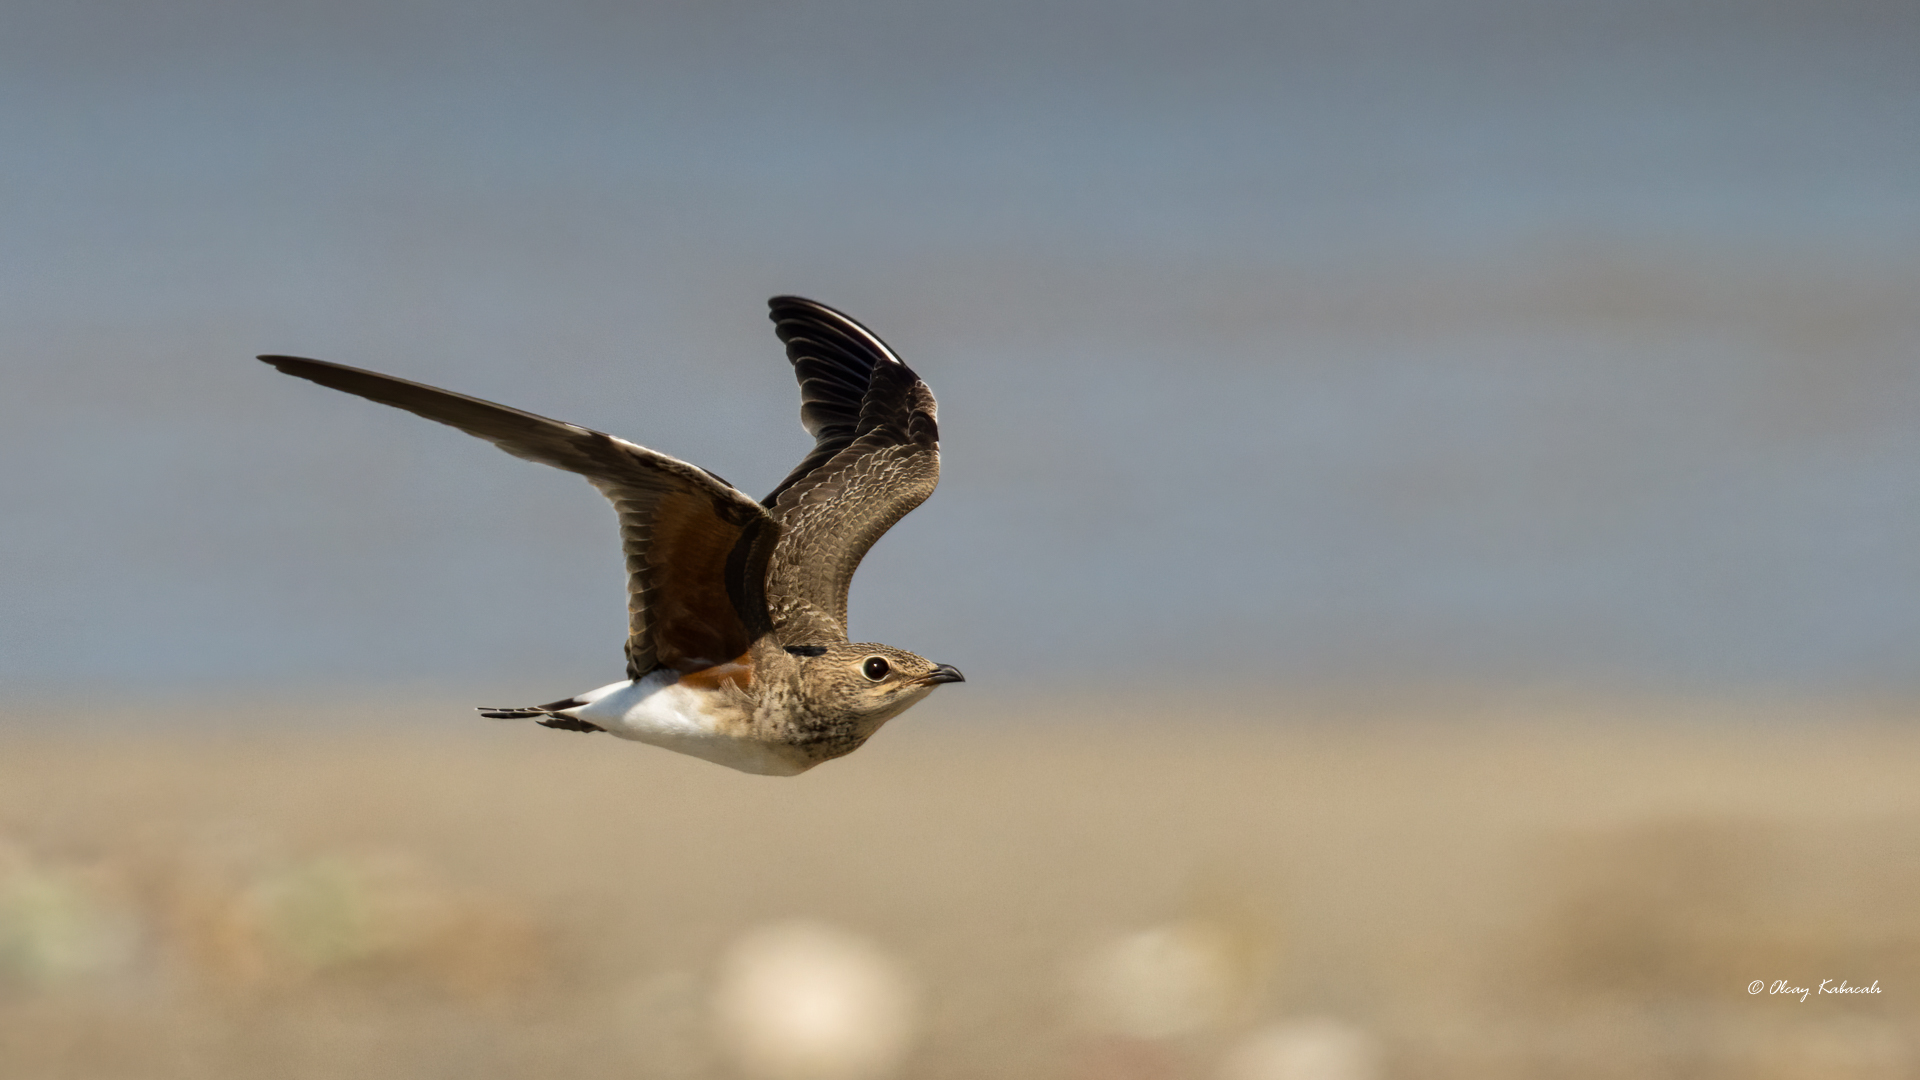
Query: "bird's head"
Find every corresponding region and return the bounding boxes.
[784,642,964,732]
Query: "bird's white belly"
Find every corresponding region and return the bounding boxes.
[565,672,808,776]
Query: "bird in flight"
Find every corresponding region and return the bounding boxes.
[260,296,963,775]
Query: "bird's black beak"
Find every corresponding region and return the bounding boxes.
[922,663,965,685]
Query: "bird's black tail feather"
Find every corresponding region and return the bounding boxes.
[476,697,602,733]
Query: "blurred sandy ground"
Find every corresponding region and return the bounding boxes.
[2,693,1916,1079]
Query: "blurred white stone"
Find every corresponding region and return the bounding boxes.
[1077,922,1237,1038]
[1217,1018,1381,1080]
[711,920,918,1080]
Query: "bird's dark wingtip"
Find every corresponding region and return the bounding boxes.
[767,295,858,324]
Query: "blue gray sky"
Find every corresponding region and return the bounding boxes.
[4,0,1917,699]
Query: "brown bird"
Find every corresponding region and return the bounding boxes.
[260,296,963,775]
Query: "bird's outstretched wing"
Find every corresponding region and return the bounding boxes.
[259,356,780,678]
[760,297,940,644]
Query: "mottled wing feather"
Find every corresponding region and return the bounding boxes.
[258,355,777,677]
[764,295,911,506]
[759,299,940,643]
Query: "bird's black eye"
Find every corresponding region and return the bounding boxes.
[862,656,891,681]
